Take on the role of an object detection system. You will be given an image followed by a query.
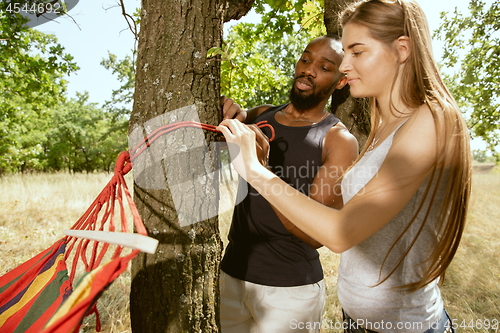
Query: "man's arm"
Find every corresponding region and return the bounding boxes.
[221,96,359,248]
[271,123,358,249]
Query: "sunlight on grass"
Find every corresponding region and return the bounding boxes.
[0,167,498,332]
[440,170,500,332]
[0,172,135,332]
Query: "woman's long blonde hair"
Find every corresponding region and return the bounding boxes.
[341,0,472,291]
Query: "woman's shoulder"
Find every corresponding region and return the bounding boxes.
[411,99,458,130]
[397,102,436,140]
[389,103,439,166]
[392,100,460,166]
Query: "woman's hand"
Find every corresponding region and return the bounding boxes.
[247,124,270,168]
[217,119,264,181]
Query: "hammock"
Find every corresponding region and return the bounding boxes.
[0,119,274,333]
[0,151,148,333]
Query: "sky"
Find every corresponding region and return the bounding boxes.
[36,0,489,150]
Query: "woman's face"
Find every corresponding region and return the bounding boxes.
[340,23,400,100]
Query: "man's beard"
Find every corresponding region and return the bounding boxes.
[289,76,336,112]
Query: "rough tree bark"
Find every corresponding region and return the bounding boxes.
[128,0,252,332]
[325,0,371,149]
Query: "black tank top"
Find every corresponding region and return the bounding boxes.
[221,104,340,286]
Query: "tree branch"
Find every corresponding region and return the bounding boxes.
[222,0,255,23]
[118,0,139,67]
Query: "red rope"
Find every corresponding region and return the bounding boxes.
[64,151,142,284]
[56,119,274,331]
[129,120,275,161]
[64,120,274,282]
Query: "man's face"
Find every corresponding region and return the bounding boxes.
[290,37,345,112]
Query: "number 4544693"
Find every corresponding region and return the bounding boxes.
[448,319,499,330]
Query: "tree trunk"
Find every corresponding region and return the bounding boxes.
[324,0,371,149]
[129,0,226,331]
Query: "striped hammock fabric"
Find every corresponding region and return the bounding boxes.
[0,121,275,332]
[0,151,142,333]
[41,251,138,333]
[0,240,72,333]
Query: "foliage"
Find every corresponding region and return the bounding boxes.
[44,93,128,173]
[0,1,133,174]
[473,149,497,163]
[218,0,326,108]
[99,3,138,133]
[219,26,306,108]
[100,52,135,124]
[250,0,323,43]
[0,1,78,173]
[299,0,326,37]
[436,0,500,159]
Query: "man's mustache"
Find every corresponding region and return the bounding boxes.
[294,75,315,88]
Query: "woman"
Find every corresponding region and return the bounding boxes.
[217,0,471,332]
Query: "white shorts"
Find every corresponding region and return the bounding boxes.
[220,271,325,333]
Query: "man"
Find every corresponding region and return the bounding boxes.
[220,34,358,333]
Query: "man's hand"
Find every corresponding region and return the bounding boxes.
[219,96,270,168]
[221,96,247,121]
[247,124,270,168]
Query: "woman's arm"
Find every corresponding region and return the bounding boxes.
[272,124,359,249]
[217,104,439,253]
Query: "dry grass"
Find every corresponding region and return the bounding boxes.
[0,172,134,332]
[1,166,499,332]
[439,168,500,332]
[0,173,115,275]
[318,167,500,332]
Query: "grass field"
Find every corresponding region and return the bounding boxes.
[0,166,499,332]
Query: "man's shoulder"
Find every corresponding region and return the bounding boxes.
[256,104,275,113]
[325,121,357,144]
[323,121,359,159]
[246,104,276,123]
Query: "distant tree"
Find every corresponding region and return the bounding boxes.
[473,149,488,163]
[44,93,128,173]
[101,52,136,124]
[436,0,500,160]
[0,2,78,173]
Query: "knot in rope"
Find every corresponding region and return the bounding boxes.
[114,151,132,176]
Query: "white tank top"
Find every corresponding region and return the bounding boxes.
[339,122,448,333]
